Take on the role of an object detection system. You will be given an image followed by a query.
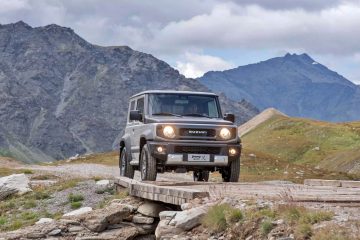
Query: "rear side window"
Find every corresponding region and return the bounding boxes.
[128,100,136,122]
[136,98,145,114]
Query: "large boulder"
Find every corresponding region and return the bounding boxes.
[137,202,170,218]
[0,174,32,200]
[155,206,208,239]
[82,203,135,232]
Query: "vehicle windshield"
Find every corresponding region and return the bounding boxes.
[148,93,221,118]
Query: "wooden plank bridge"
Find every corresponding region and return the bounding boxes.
[115,177,360,206]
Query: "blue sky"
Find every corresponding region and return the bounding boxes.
[1,0,360,83]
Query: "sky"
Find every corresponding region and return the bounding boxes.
[1,0,360,83]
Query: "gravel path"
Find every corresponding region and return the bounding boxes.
[21,163,193,181]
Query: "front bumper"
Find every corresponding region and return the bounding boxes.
[147,141,241,167]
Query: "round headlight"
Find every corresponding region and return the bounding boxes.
[220,128,231,140]
[163,126,175,138]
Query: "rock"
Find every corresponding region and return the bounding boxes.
[96,226,139,240]
[133,235,156,240]
[48,228,62,236]
[63,207,93,217]
[155,206,208,239]
[272,219,285,225]
[180,203,193,211]
[0,174,32,200]
[68,226,85,232]
[137,202,170,218]
[35,218,54,225]
[132,214,155,224]
[26,232,46,239]
[83,203,134,232]
[96,180,111,186]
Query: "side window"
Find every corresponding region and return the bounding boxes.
[128,100,136,123]
[136,97,145,114]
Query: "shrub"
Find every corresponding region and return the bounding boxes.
[260,220,274,236]
[0,216,6,225]
[70,202,82,209]
[23,200,37,209]
[225,208,243,224]
[22,169,33,174]
[295,223,312,239]
[202,204,230,232]
[20,212,38,220]
[68,193,84,202]
[35,191,51,200]
[300,210,333,224]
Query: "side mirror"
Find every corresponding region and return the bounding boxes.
[224,113,235,123]
[130,110,142,121]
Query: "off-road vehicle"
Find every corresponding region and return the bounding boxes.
[119,90,241,182]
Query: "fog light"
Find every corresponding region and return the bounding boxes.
[157,146,164,153]
[229,148,237,156]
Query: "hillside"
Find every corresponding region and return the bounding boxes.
[199,53,360,122]
[241,111,360,176]
[0,21,258,163]
[238,108,287,137]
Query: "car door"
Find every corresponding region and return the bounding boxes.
[131,96,145,161]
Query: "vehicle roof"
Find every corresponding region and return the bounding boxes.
[130,90,218,99]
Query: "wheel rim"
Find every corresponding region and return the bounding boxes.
[120,151,126,175]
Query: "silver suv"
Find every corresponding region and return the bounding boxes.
[119,90,241,182]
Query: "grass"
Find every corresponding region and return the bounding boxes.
[241,114,360,181]
[260,220,274,236]
[68,193,84,209]
[203,203,336,239]
[68,193,84,202]
[202,204,243,233]
[52,151,118,166]
[0,178,83,232]
[70,202,82,209]
[0,167,35,177]
[311,223,359,240]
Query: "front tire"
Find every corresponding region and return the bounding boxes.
[193,171,209,182]
[140,144,157,181]
[222,157,240,182]
[119,147,134,179]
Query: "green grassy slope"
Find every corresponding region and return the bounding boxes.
[241,114,360,177]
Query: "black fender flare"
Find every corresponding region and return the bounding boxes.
[119,134,132,168]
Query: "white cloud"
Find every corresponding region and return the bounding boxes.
[153,2,360,55]
[175,52,234,78]
[0,0,29,12]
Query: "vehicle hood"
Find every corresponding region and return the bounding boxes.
[145,116,234,125]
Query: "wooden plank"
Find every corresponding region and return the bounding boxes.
[304,179,341,187]
[115,177,209,205]
[340,181,360,188]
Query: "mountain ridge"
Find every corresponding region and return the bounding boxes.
[199,53,360,122]
[0,21,258,163]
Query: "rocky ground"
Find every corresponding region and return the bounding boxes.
[1,161,360,239]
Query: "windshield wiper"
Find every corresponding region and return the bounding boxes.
[152,112,183,117]
[182,113,212,118]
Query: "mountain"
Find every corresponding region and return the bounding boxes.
[0,21,258,163]
[241,109,360,176]
[199,53,360,122]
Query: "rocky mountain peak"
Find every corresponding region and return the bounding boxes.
[0,21,258,163]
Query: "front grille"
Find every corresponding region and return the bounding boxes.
[179,128,216,137]
[174,146,221,154]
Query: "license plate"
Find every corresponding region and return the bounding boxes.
[188,154,210,162]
